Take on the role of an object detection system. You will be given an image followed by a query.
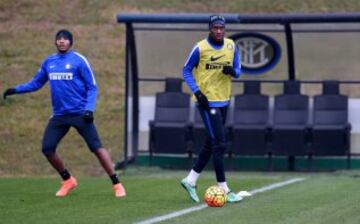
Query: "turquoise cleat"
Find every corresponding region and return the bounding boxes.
[227,191,243,203]
[180,178,200,203]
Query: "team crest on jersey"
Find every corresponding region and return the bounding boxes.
[227,43,233,49]
[65,64,71,69]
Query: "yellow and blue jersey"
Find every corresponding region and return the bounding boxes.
[183,37,241,107]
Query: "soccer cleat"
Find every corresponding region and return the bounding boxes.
[113,183,126,198]
[180,178,200,202]
[227,191,243,203]
[55,176,78,197]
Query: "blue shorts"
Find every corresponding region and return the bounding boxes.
[41,114,103,155]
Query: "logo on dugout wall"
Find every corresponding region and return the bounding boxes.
[229,33,281,75]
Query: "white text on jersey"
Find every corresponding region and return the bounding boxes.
[49,73,73,80]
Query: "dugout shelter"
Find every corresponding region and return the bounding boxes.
[116,12,360,170]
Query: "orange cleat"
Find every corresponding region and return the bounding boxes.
[113,183,126,198]
[55,176,78,197]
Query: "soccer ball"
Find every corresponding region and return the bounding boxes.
[204,185,227,207]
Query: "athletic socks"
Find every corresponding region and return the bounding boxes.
[218,182,230,193]
[59,169,71,181]
[186,170,229,193]
[186,169,200,186]
[110,174,120,185]
[60,170,120,185]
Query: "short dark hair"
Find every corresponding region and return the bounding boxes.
[55,29,73,46]
[209,15,226,29]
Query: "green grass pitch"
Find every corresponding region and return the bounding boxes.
[1,169,360,224]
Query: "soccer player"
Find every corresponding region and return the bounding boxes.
[3,29,126,198]
[181,15,242,203]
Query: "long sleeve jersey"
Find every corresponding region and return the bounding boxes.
[15,50,97,116]
[183,37,241,107]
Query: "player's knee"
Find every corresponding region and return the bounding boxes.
[90,146,102,154]
[201,144,212,153]
[212,139,226,148]
[83,134,102,153]
[42,144,56,155]
[88,142,102,153]
[212,141,227,154]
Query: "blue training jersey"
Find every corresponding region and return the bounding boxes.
[15,50,97,116]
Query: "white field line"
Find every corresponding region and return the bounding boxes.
[133,177,305,224]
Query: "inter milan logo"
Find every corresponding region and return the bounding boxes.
[226,43,233,49]
[229,33,281,75]
[65,64,71,69]
[239,38,271,68]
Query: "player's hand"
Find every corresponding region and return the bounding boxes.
[222,65,236,77]
[83,110,94,123]
[3,88,16,100]
[194,90,209,110]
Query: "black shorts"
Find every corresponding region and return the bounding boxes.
[41,114,103,155]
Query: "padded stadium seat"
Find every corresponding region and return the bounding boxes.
[271,81,311,157]
[149,78,192,163]
[310,81,351,167]
[228,81,271,157]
